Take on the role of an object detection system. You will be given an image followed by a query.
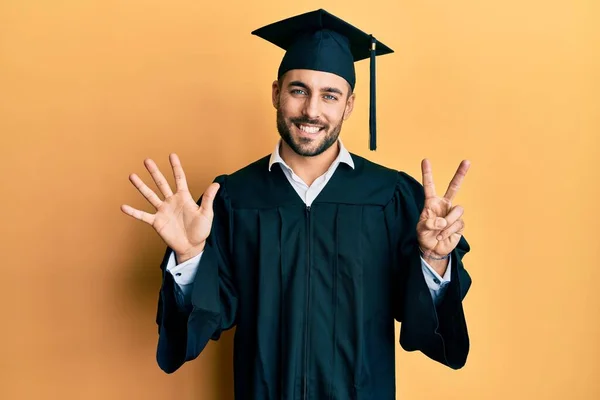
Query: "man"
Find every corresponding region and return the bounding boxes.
[121,9,472,399]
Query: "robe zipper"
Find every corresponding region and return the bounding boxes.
[303,205,312,400]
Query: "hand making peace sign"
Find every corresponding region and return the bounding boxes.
[416,159,471,259]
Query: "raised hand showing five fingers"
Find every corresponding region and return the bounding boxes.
[416,159,470,260]
[121,153,220,261]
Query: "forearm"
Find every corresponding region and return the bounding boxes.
[419,247,450,276]
[423,256,449,276]
[421,255,451,305]
[157,246,218,373]
[400,240,471,369]
[168,250,204,307]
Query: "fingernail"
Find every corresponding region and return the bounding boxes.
[437,235,443,241]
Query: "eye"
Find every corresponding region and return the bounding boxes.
[324,94,338,101]
[291,89,307,95]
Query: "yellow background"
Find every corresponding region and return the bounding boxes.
[1,0,598,399]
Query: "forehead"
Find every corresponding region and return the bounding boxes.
[282,69,350,91]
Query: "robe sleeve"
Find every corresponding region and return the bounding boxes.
[386,171,472,369]
[155,175,238,373]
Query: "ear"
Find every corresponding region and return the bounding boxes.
[272,80,280,109]
[343,91,356,121]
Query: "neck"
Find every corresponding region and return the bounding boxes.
[279,140,340,186]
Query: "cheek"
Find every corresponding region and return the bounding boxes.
[278,96,302,116]
[323,104,346,123]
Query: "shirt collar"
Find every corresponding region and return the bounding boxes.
[268,139,355,172]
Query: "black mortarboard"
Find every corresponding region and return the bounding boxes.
[251,9,393,151]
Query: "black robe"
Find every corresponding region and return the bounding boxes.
[155,153,472,399]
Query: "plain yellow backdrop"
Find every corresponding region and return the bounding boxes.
[0,0,598,399]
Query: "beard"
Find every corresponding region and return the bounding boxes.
[276,107,343,157]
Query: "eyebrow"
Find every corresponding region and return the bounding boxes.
[288,80,344,96]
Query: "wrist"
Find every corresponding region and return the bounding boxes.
[418,246,450,276]
[176,242,206,264]
[418,246,450,261]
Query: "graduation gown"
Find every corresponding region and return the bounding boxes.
[155,153,472,399]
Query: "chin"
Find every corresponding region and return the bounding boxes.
[292,135,337,157]
[277,111,341,157]
[288,140,320,157]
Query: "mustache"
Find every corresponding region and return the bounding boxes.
[289,116,328,128]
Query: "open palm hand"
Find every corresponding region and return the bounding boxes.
[121,153,220,259]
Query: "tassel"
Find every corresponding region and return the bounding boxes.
[369,35,377,151]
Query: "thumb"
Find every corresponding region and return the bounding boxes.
[200,182,220,215]
[424,217,447,230]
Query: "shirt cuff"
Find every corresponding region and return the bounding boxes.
[420,255,452,305]
[421,256,451,286]
[165,251,203,286]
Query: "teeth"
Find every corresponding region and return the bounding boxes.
[299,124,320,134]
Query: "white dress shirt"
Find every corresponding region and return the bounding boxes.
[167,139,451,308]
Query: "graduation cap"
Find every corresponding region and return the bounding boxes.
[252,9,394,151]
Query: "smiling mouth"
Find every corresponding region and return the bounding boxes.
[294,123,323,134]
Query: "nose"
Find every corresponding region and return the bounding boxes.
[302,94,321,121]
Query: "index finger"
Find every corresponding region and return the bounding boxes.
[421,158,437,199]
[443,160,471,202]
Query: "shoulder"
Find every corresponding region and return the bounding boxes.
[350,153,394,174]
[211,155,273,205]
[350,153,424,205]
[350,153,422,192]
[349,153,397,188]
[212,154,270,182]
